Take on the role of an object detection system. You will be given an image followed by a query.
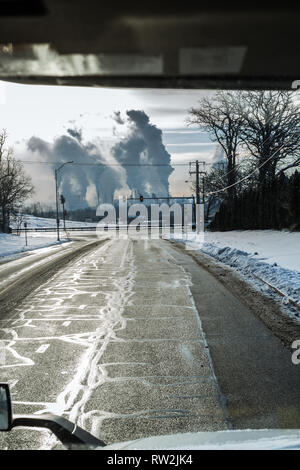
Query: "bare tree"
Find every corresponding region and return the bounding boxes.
[0,130,34,232]
[187,91,244,200]
[238,91,300,183]
[191,158,255,223]
[11,211,26,236]
[197,168,225,222]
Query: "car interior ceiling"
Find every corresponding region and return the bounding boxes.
[0,2,299,90]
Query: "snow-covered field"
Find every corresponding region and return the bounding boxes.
[193,230,300,272]
[10,214,97,230]
[0,232,67,260]
[0,215,96,260]
[166,230,300,318]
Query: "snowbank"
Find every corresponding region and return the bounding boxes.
[167,230,300,314]
[194,230,300,272]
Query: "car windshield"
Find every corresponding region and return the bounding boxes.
[0,82,299,451]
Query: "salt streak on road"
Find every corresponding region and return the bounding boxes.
[0,237,227,449]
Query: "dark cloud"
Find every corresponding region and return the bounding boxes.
[146,107,187,116]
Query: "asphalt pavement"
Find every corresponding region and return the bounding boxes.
[0,236,299,449]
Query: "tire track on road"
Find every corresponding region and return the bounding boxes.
[0,238,108,325]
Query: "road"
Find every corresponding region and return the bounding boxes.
[0,236,299,449]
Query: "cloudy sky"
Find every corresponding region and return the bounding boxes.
[0,81,218,200]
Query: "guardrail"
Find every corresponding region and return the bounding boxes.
[12,227,98,232]
[12,223,192,233]
[253,274,300,312]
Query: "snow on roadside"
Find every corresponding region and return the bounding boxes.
[0,232,68,260]
[166,230,300,319]
[10,214,97,229]
[0,214,95,260]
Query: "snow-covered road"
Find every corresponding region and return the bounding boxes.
[0,237,229,449]
[0,236,299,450]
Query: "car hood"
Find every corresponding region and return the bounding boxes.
[102,429,300,450]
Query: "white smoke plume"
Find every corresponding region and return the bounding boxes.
[113,110,173,197]
[21,110,173,208]
[211,144,226,169]
[26,130,123,208]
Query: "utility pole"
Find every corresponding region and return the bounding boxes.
[55,161,73,242]
[201,163,206,205]
[189,160,206,204]
[24,221,28,247]
[55,168,59,241]
[195,160,200,205]
[189,160,206,233]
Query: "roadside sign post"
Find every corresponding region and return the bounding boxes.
[24,222,28,246]
[60,194,66,231]
[63,209,67,231]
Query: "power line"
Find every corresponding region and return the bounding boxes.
[17,160,223,167]
[17,161,192,167]
[206,143,286,196]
